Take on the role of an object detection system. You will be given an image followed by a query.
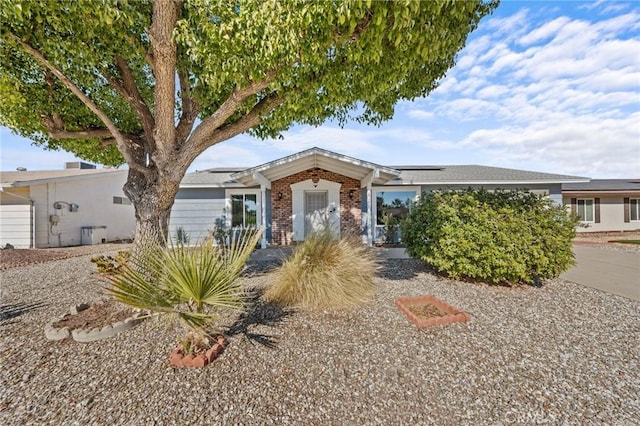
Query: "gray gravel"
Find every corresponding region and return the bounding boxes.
[1,251,639,425]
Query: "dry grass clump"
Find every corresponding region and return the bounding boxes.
[264,230,377,310]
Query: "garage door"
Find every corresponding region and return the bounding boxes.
[0,204,32,248]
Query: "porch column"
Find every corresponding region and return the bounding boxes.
[367,182,373,246]
[253,172,271,249]
[362,169,379,247]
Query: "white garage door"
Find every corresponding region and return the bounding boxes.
[0,204,33,248]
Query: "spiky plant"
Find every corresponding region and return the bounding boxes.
[107,228,262,332]
[265,229,377,310]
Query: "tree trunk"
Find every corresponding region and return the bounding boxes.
[123,166,183,247]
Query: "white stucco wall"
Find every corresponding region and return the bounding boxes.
[27,171,135,247]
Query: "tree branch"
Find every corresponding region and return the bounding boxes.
[175,68,199,146]
[114,56,156,141]
[7,32,149,176]
[149,0,181,157]
[187,72,276,148]
[48,128,114,140]
[183,92,283,164]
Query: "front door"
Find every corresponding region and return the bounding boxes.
[304,191,328,237]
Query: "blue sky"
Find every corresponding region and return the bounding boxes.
[1,0,639,178]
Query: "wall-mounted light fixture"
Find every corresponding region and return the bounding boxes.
[277,192,283,200]
[348,189,356,200]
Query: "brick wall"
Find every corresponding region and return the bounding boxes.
[271,168,362,245]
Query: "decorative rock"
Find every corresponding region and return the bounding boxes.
[69,303,90,315]
[44,323,70,340]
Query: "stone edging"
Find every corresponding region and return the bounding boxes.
[44,301,145,342]
[170,335,228,368]
[395,294,470,328]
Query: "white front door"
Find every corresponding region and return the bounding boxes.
[290,179,341,241]
[304,191,328,237]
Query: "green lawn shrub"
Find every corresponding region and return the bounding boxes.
[265,230,377,310]
[401,189,580,285]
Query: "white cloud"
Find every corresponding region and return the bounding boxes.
[406,110,435,120]
[518,16,571,46]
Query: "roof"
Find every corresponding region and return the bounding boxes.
[0,168,127,188]
[563,179,640,192]
[180,169,247,188]
[179,150,590,188]
[230,147,400,187]
[390,165,589,185]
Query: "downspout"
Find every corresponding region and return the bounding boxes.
[0,186,36,248]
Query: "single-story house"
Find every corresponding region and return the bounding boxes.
[0,162,135,248]
[170,147,589,248]
[563,179,640,233]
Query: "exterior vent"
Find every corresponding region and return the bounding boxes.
[65,161,96,169]
[16,167,27,171]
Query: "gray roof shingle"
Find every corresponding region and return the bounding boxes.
[562,179,640,192]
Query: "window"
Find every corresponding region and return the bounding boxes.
[631,199,640,221]
[375,190,417,225]
[113,196,131,205]
[231,194,257,227]
[577,198,594,222]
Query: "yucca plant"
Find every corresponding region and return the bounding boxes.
[264,229,377,310]
[107,228,262,333]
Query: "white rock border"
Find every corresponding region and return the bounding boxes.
[44,300,146,342]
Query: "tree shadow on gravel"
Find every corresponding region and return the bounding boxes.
[376,259,432,281]
[0,301,47,326]
[223,288,294,349]
[242,260,282,278]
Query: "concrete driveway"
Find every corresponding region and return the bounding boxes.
[561,245,640,301]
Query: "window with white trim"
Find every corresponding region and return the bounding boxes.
[577,198,594,222]
[231,194,257,227]
[375,190,417,225]
[630,199,640,221]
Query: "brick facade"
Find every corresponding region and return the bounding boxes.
[271,168,362,245]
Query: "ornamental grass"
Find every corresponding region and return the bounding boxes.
[265,229,377,310]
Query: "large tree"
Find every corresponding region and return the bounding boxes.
[0,0,497,243]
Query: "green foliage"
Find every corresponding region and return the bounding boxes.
[381,213,399,244]
[0,0,498,165]
[107,228,262,332]
[401,189,580,285]
[210,217,230,247]
[90,250,131,275]
[265,230,377,310]
[175,226,190,246]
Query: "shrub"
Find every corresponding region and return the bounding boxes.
[91,250,130,275]
[107,228,262,332]
[401,189,580,285]
[264,230,377,310]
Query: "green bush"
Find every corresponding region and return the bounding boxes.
[401,189,580,285]
[107,228,262,332]
[265,230,377,310]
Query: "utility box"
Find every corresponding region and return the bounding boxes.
[81,226,107,245]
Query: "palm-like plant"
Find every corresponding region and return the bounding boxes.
[107,228,262,333]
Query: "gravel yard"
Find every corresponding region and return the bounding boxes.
[1,248,639,424]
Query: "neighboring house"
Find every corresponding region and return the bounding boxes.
[563,179,640,233]
[170,147,589,248]
[0,162,135,248]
